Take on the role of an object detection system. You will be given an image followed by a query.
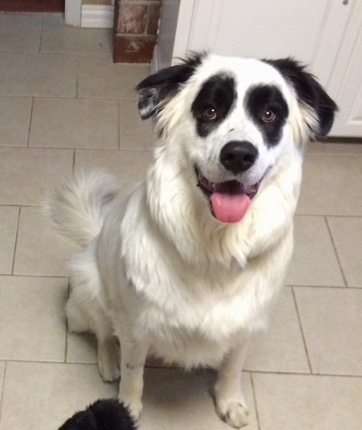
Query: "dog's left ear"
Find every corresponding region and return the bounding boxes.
[265,58,337,136]
[136,52,206,120]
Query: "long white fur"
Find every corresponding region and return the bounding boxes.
[47,54,315,428]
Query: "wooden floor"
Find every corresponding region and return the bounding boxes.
[0,0,64,12]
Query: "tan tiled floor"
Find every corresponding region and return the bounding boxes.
[0,13,361,430]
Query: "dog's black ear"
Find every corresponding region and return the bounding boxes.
[136,52,206,120]
[264,58,337,136]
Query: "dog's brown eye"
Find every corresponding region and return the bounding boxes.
[202,107,218,121]
[262,110,277,123]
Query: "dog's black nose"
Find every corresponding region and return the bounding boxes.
[220,140,258,174]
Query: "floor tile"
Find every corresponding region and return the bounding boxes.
[29,98,118,149]
[14,207,76,277]
[294,287,362,375]
[0,147,73,206]
[119,99,155,149]
[0,276,67,361]
[74,149,153,199]
[78,54,149,99]
[327,217,362,287]
[0,14,42,52]
[66,332,97,364]
[140,369,258,430]
[0,362,117,430]
[253,373,362,430]
[297,153,362,216]
[0,97,32,147]
[245,287,309,373]
[0,362,4,403]
[0,207,18,275]
[41,15,112,53]
[286,216,345,287]
[309,141,362,155]
[0,52,77,97]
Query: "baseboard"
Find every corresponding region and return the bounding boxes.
[150,44,160,73]
[81,5,114,29]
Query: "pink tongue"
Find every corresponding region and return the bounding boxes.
[211,193,251,223]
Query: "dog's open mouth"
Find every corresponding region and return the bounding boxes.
[195,166,260,224]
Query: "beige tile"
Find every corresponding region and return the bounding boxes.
[286,216,345,287]
[0,207,18,275]
[295,287,362,375]
[309,141,362,155]
[119,99,155,149]
[0,147,73,205]
[0,97,32,147]
[140,369,258,430]
[66,332,97,364]
[41,15,112,53]
[253,373,362,430]
[0,52,77,97]
[297,153,362,216]
[245,287,309,373]
[0,276,67,361]
[0,362,117,430]
[0,362,4,403]
[75,149,153,198]
[78,54,149,99]
[29,98,118,149]
[327,217,362,287]
[14,207,76,277]
[0,15,42,52]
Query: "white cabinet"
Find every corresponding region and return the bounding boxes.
[154,0,362,137]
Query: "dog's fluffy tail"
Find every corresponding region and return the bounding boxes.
[45,170,120,248]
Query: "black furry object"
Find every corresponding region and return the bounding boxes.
[58,399,137,430]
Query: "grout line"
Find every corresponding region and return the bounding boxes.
[0,273,69,280]
[64,279,71,364]
[10,207,21,275]
[72,149,76,174]
[249,373,261,430]
[117,100,121,150]
[26,97,35,147]
[325,216,348,287]
[0,362,7,425]
[291,286,313,374]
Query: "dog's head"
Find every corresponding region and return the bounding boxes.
[136,52,337,224]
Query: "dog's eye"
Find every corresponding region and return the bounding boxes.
[261,110,277,123]
[202,107,218,121]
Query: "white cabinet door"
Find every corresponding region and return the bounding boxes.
[326,0,362,136]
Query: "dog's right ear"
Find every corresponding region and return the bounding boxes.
[136,52,206,120]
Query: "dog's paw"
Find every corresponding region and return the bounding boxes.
[118,394,143,421]
[215,398,249,428]
[97,339,120,382]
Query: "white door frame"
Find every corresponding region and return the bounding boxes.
[65,0,82,27]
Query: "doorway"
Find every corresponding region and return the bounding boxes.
[0,0,64,12]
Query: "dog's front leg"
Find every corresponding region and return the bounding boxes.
[214,335,250,428]
[118,340,149,421]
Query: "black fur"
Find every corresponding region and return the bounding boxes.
[245,85,289,147]
[191,74,236,137]
[58,399,136,430]
[264,58,337,136]
[136,52,206,120]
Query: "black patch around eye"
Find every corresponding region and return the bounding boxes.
[245,85,289,147]
[191,74,236,137]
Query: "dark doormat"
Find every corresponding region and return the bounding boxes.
[0,0,65,12]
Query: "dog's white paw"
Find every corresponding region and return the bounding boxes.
[118,393,143,421]
[215,398,249,428]
[97,339,120,382]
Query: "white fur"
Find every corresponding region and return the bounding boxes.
[47,54,315,428]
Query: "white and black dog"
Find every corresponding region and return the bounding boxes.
[48,53,336,428]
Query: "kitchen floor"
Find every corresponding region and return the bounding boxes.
[0,13,361,430]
